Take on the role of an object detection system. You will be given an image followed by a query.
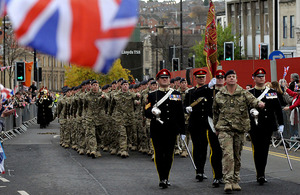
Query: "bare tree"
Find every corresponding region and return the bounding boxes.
[4,24,33,88]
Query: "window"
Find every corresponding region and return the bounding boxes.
[290,15,294,38]
[283,16,287,38]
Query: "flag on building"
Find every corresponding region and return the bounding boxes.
[0,141,6,174]
[203,0,218,77]
[4,0,138,74]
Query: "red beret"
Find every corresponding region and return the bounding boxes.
[193,69,207,77]
[253,67,266,77]
[156,69,171,79]
[216,70,225,78]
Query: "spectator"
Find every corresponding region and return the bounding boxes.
[246,84,252,90]
[28,81,37,98]
[283,85,300,137]
[13,92,25,109]
[289,73,299,91]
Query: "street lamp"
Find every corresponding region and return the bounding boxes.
[155,29,158,74]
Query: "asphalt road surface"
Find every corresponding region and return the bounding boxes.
[1,119,300,195]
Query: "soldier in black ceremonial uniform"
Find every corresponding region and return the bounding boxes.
[248,67,284,185]
[184,69,223,187]
[145,69,185,189]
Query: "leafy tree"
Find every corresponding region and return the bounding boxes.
[191,24,242,68]
[64,59,133,87]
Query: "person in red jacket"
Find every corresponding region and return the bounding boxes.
[283,86,300,137]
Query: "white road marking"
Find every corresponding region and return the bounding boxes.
[0,176,10,182]
[18,190,30,195]
[53,135,60,138]
[0,186,6,188]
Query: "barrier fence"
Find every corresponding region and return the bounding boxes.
[0,104,37,141]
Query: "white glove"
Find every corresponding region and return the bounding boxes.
[186,106,193,113]
[208,78,216,88]
[250,108,259,117]
[278,125,284,133]
[151,107,161,117]
[180,134,186,141]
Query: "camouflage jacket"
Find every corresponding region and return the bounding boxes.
[213,84,260,132]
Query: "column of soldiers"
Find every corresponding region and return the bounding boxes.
[54,67,283,192]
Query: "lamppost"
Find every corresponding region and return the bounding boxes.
[180,0,183,70]
[155,29,158,74]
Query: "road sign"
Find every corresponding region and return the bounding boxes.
[269,50,285,60]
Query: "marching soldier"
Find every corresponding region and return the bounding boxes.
[178,78,190,158]
[109,80,140,158]
[145,69,185,189]
[248,67,284,185]
[184,69,223,187]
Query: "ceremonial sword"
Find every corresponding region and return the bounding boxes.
[280,132,293,170]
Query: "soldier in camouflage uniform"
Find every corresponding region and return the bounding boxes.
[109,80,140,158]
[100,84,111,152]
[84,80,103,158]
[54,87,68,146]
[213,70,265,193]
[76,81,87,155]
[178,78,190,158]
[69,87,77,149]
[64,88,72,148]
[107,80,119,154]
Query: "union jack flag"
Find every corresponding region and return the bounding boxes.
[0,141,5,174]
[283,66,289,79]
[1,87,13,103]
[4,0,138,73]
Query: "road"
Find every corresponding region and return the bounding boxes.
[1,120,300,195]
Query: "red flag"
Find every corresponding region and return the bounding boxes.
[203,0,218,77]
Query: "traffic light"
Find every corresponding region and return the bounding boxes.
[260,43,268,60]
[172,58,179,71]
[16,62,25,82]
[188,55,195,68]
[159,60,165,70]
[224,42,234,61]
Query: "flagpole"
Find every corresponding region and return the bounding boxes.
[180,0,183,71]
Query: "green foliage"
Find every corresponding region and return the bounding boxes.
[190,24,242,68]
[64,59,133,87]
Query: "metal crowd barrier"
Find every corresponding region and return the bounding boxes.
[0,104,37,141]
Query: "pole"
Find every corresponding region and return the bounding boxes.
[3,15,5,87]
[156,29,158,74]
[280,132,293,170]
[180,0,183,70]
[239,0,242,59]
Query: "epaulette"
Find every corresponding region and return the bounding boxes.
[149,89,158,94]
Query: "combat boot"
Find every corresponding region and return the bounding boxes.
[110,149,117,155]
[86,150,91,156]
[224,183,232,192]
[64,144,70,148]
[174,149,181,155]
[95,151,102,158]
[181,151,188,158]
[121,151,128,158]
[90,151,97,159]
[232,183,241,191]
[103,147,109,152]
[78,149,85,155]
[131,146,137,151]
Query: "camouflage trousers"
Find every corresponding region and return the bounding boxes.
[100,122,110,149]
[85,119,97,153]
[145,120,153,154]
[95,124,103,151]
[77,117,86,151]
[218,131,244,184]
[59,119,67,144]
[116,123,133,153]
[63,119,71,146]
[70,117,77,147]
[127,124,137,149]
[179,124,190,152]
[136,118,147,151]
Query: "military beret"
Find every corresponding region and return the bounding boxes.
[140,80,148,85]
[151,80,157,85]
[225,70,236,78]
[71,87,75,90]
[111,80,117,85]
[253,67,266,77]
[134,83,140,89]
[91,80,98,85]
[101,84,108,90]
[86,79,93,85]
[216,70,225,79]
[121,80,128,85]
[129,84,134,89]
[170,78,175,83]
[174,76,181,81]
[74,86,79,91]
[156,69,171,79]
[118,78,124,82]
[180,78,186,83]
[148,77,154,82]
[193,69,207,77]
